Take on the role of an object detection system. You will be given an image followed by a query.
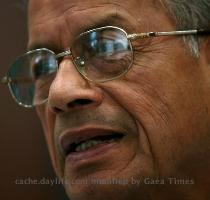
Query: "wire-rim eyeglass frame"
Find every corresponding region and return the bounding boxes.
[2,26,210,108]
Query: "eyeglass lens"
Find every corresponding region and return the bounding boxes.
[8,49,58,106]
[7,27,133,107]
[72,27,133,82]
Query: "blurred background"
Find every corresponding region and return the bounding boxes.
[0,0,68,199]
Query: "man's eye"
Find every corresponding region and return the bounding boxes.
[98,40,114,54]
[91,39,126,56]
[30,56,57,80]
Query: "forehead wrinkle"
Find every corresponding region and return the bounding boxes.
[28,3,114,49]
[29,1,118,44]
[61,0,149,35]
[29,4,142,51]
[29,0,115,22]
[28,0,165,51]
[29,0,152,27]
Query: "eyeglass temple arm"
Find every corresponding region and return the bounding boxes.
[127,29,210,40]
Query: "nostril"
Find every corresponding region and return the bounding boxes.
[67,99,93,109]
[52,107,63,113]
[50,99,95,113]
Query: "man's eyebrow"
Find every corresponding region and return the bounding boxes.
[27,43,60,53]
[28,12,136,52]
[85,14,131,32]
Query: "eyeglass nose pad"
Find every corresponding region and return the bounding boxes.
[74,56,85,71]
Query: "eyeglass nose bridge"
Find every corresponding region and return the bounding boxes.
[55,49,72,59]
[55,49,87,79]
[55,49,85,69]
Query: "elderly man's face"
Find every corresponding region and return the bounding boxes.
[29,0,210,199]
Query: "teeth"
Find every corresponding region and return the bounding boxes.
[75,139,112,152]
[81,143,86,151]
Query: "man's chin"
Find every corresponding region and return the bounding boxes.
[64,175,151,200]
[62,154,155,200]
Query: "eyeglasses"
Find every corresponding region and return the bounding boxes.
[2,26,210,108]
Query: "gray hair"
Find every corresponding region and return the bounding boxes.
[162,0,210,57]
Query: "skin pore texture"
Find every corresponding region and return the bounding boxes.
[28,0,210,199]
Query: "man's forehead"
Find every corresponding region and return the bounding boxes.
[29,0,122,13]
[30,0,142,8]
[28,0,167,51]
[29,0,159,16]
[29,0,161,30]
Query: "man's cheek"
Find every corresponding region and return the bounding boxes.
[36,105,62,176]
[36,105,54,142]
[102,79,170,127]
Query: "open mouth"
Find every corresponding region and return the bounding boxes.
[60,130,125,157]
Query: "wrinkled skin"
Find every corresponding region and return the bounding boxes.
[28,0,210,199]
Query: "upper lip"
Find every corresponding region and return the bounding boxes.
[59,126,125,156]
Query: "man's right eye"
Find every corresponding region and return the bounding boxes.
[30,56,57,80]
[31,61,48,80]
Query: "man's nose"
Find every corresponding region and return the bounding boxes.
[47,58,103,113]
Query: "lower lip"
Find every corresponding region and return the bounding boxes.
[66,141,120,166]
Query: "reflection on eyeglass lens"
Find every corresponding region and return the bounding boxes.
[6,27,133,106]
